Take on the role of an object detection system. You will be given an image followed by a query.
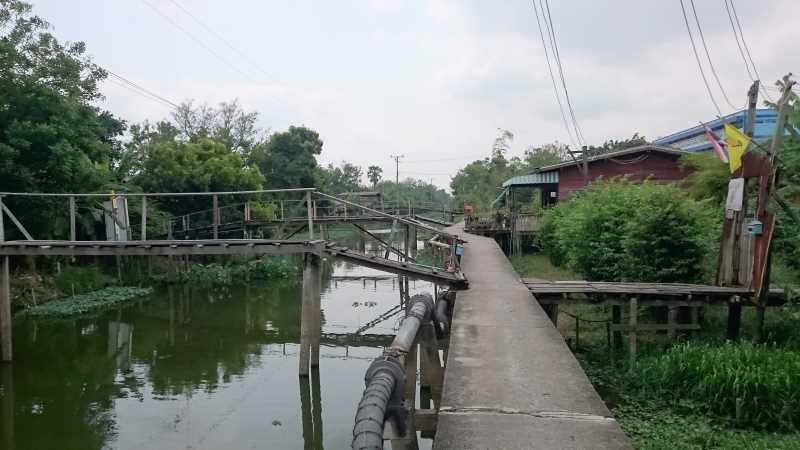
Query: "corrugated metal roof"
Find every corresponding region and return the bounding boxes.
[501,171,559,188]
[532,144,686,172]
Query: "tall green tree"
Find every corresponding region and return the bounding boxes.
[367,165,383,189]
[0,0,124,238]
[250,126,323,189]
[134,138,264,214]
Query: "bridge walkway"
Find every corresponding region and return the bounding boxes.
[434,224,631,449]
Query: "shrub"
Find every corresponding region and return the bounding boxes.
[545,179,719,283]
[626,342,800,431]
[249,201,279,221]
[54,265,116,295]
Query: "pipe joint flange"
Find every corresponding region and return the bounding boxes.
[407,293,434,322]
[364,357,404,391]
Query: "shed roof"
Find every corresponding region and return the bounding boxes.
[501,171,559,188]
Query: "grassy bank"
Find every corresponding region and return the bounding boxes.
[512,251,800,449]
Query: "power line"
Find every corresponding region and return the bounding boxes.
[165,0,277,83]
[530,0,578,149]
[104,69,180,109]
[105,77,175,109]
[542,0,586,146]
[688,0,738,110]
[140,0,259,83]
[724,0,773,102]
[679,0,723,116]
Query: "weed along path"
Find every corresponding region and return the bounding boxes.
[434,223,631,449]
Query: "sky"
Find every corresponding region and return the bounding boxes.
[32,0,799,189]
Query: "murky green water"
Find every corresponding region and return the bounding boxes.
[1,252,435,449]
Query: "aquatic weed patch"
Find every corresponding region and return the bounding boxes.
[18,287,153,318]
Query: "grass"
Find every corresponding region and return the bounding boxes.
[510,252,580,281]
[511,250,800,448]
[17,286,153,318]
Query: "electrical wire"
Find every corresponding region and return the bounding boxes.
[542,0,586,146]
[166,0,278,83]
[724,0,773,102]
[104,69,180,109]
[679,0,723,116]
[140,0,259,83]
[530,0,578,149]
[689,0,738,110]
[105,77,176,110]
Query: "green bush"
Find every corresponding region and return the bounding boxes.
[249,201,279,221]
[626,342,800,431]
[545,179,719,283]
[174,256,300,287]
[54,265,116,295]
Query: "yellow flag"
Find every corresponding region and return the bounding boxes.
[724,122,750,173]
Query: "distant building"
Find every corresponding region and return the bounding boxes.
[653,108,777,152]
[496,144,688,205]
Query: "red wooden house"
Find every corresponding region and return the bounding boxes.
[498,144,689,205]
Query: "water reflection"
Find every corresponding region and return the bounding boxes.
[1,247,434,449]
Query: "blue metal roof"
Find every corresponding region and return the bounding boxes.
[654,109,777,152]
[501,171,559,188]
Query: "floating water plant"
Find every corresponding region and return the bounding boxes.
[18,287,153,318]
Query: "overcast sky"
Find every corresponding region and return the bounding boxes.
[33,0,799,188]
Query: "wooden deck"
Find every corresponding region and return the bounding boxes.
[525,280,786,306]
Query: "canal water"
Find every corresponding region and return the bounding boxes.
[0,245,436,449]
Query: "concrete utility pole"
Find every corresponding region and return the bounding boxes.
[390,154,404,214]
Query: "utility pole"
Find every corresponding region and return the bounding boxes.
[724,79,758,340]
[390,154,404,214]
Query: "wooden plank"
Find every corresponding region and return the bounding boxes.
[629,297,638,364]
[141,196,147,241]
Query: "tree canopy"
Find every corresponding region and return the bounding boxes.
[250,126,323,189]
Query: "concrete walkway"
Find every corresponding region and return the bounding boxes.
[434,225,631,449]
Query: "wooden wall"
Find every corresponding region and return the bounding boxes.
[557,151,689,199]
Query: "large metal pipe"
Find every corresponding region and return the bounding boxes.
[434,293,451,336]
[352,293,434,450]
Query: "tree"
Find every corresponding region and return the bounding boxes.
[134,138,264,214]
[171,100,265,157]
[0,0,125,238]
[315,162,364,194]
[523,141,568,169]
[585,132,648,157]
[250,126,323,189]
[367,165,383,189]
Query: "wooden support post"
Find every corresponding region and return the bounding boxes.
[612,304,622,349]
[299,253,321,376]
[212,194,219,240]
[727,298,742,341]
[575,314,580,349]
[391,339,419,450]
[311,366,323,447]
[1,256,11,361]
[754,305,766,343]
[667,307,678,338]
[1,363,13,449]
[690,306,699,339]
[140,196,147,241]
[69,196,76,241]
[311,255,322,368]
[628,297,638,365]
[299,371,313,446]
[306,191,314,240]
[280,200,285,221]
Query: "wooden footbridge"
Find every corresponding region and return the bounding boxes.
[0,188,467,363]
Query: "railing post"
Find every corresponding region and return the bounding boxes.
[141,196,147,241]
[306,191,314,240]
[280,201,285,221]
[212,194,219,239]
[69,196,76,241]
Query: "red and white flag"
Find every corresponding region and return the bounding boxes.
[702,123,728,163]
